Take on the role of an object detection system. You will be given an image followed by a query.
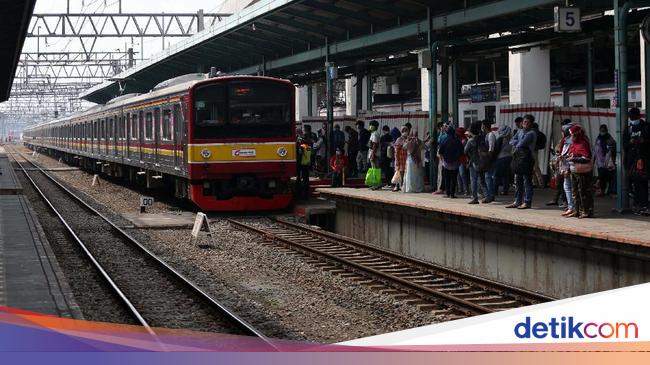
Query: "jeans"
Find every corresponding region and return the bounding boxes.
[563,174,574,211]
[440,167,448,191]
[332,172,343,187]
[470,166,488,201]
[357,150,369,173]
[554,174,566,203]
[484,165,496,200]
[381,157,394,186]
[458,164,469,193]
[513,173,533,206]
[445,169,459,197]
[494,156,512,194]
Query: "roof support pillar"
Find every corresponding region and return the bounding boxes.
[440,56,450,123]
[427,7,439,190]
[586,41,595,108]
[614,0,630,212]
[452,59,459,126]
[326,38,335,173]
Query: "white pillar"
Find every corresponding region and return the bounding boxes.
[296,86,309,121]
[346,77,358,116]
[362,76,370,111]
[508,46,551,104]
[391,84,400,94]
[420,65,453,112]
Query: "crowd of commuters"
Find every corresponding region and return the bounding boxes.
[295,107,650,217]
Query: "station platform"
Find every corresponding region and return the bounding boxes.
[318,187,650,299]
[0,147,81,318]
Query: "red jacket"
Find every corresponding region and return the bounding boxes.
[330,155,348,173]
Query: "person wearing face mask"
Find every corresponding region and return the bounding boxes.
[380,125,394,187]
[506,114,537,209]
[567,125,594,218]
[330,148,348,187]
[356,120,371,174]
[344,125,359,177]
[593,124,616,197]
[624,108,650,213]
[392,126,409,192]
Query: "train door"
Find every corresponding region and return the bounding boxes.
[172,104,181,168]
[154,108,161,164]
[139,111,145,161]
[144,110,153,162]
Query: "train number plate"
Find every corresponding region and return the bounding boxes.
[232,149,257,158]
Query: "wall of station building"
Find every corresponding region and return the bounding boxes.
[298,84,642,130]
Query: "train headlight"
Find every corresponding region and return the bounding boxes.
[201,148,212,159]
[277,147,288,158]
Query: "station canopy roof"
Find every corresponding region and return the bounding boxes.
[0,0,37,101]
[81,0,615,104]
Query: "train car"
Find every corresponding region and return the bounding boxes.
[23,74,297,211]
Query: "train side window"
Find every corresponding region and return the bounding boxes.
[145,112,153,140]
[130,114,138,140]
[121,115,127,140]
[101,119,105,140]
[161,109,172,141]
[108,118,114,141]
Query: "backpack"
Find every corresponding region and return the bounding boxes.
[476,135,491,172]
[299,145,312,166]
[535,130,547,151]
[511,147,534,174]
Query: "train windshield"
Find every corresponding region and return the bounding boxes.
[193,81,292,139]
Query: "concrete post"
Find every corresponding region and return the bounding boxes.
[508,46,551,104]
[296,86,309,121]
[614,0,630,211]
[346,77,358,116]
[586,41,595,108]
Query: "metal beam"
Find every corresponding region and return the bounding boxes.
[236,0,560,75]
[28,13,231,38]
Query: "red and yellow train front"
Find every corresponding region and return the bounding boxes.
[187,77,296,211]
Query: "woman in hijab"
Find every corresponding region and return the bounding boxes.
[392,125,409,192]
[439,126,463,198]
[403,127,424,193]
[593,124,616,196]
[568,125,594,218]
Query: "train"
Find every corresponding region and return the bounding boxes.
[23,74,297,211]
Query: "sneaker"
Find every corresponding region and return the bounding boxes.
[481,198,495,204]
[468,199,479,205]
[433,190,446,195]
[558,203,568,209]
[505,203,520,209]
[517,203,531,210]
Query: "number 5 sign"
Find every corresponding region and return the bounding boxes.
[554,6,581,33]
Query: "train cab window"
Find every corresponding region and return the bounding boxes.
[145,112,153,140]
[130,113,139,140]
[193,81,292,139]
[161,109,172,141]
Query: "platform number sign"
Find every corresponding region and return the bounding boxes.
[139,196,154,213]
[554,6,581,33]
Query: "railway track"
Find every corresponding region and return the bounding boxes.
[229,218,556,319]
[10,150,273,348]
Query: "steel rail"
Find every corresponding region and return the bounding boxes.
[228,219,493,316]
[273,219,556,304]
[12,150,274,348]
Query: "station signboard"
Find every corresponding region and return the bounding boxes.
[554,6,581,33]
[470,82,501,103]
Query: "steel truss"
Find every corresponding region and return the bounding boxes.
[28,13,230,38]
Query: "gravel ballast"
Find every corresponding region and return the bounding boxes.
[18,146,442,343]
